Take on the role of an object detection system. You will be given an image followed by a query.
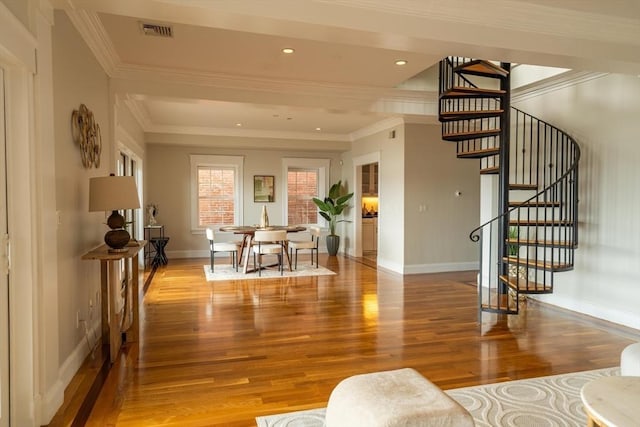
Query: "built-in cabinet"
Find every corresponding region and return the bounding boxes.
[362,163,378,196]
[362,217,377,251]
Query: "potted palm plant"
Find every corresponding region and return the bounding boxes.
[312,180,354,255]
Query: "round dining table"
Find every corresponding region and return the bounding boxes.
[219,225,306,273]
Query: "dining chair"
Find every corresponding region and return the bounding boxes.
[288,226,321,269]
[252,229,288,276]
[206,227,242,272]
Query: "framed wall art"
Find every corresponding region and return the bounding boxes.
[254,175,275,202]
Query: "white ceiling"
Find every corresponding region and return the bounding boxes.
[53,0,640,144]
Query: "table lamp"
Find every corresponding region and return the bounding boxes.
[89,174,140,252]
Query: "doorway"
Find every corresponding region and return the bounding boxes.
[361,162,379,263]
[0,66,10,427]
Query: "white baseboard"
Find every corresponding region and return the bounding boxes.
[403,261,479,275]
[531,294,640,331]
[55,320,102,420]
[37,378,64,425]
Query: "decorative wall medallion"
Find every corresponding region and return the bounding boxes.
[71,104,102,168]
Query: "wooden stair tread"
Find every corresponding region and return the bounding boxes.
[441,87,506,99]
[509,219,573,227]
[457,147,500,159]
[506,238,576,248]
[509,183,538,190]
[499,275,552,293]
[509,201,561,207]
[439,109,504,121]
[455,60,509,78]
[480,166,499,175]
[503,256,572,271]
[443,128,501,141]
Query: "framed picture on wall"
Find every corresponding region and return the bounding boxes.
[254,175,275,202]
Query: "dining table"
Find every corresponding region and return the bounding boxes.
[219,225,307,273]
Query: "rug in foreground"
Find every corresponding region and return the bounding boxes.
[203,264,336,281]
[255,367,619,427]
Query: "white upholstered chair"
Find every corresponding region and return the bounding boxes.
[206,227,241,272]
[288,226,321,269]
[252,229,288,276]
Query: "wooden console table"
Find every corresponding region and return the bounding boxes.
[82,241,146,363]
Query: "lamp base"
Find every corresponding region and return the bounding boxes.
[107,247,129,254]
[105,228,131,251]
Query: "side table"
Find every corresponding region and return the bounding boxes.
[581,376,640,426]
[144,225,164,268]
[81,241,146,363]
[150,237,169,267]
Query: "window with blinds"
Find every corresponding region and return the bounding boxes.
[287,169,318,225]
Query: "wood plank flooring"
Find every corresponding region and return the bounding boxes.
[51,255,639,426]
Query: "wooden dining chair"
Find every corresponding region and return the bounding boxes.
[252,229,288,276]
[288,226,321,269]
[206,227,242,272]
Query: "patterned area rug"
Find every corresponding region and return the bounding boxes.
[255,367,619,427]
[203,264,336,281]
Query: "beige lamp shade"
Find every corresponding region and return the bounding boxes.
[89,175,140,212]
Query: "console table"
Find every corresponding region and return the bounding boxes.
[81,241,146,363]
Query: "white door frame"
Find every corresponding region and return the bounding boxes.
[0,66,9,427]
[352,152,380,258]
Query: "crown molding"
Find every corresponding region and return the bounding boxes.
[512,70,608,103]
[350,116,404,141]
[63,9,120,75]
[145,124,350,142]
[122,96,153,130]
[314,0,640,45]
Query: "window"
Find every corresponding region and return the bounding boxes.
[282,158,330,226]
[288,169,318,225]
[190,155,243,231]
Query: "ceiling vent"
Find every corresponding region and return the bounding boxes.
[140,22,173,38]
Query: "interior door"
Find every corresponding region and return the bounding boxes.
[0,67,10,427]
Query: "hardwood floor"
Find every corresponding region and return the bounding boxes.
[51,255,639,426]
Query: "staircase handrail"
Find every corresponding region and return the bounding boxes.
[469,108,581,243]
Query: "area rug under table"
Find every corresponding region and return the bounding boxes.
[203,263,336,281]
[255,367,619,427]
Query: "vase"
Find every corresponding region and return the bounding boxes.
[326,234,340,256]
[260,205,269,228]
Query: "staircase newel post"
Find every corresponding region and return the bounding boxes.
[498,63,511,294]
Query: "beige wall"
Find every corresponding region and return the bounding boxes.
[346,122,479,273]
[145,142,343,257]
[52,10,111,363]
[348,122,406,271]
[404,123,479,270]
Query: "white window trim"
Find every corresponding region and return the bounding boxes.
[282,157,330,226]
[190,154,244,233]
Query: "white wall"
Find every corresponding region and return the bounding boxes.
[145,141,343,258]
[514,73,640,329]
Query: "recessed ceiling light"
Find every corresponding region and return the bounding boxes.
[282,48,295,54]
[235,123,242,127]
[315,127,322,131]
[395,59,408,66]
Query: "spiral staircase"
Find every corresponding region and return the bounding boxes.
[438,57,580,315]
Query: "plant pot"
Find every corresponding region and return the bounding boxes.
[326,234,340,256]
